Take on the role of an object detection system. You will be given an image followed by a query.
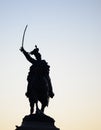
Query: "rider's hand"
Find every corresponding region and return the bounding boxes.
[20,46,24,52]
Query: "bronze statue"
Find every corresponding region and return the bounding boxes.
[20,45,54,114]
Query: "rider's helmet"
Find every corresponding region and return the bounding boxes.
[30,45,41,60]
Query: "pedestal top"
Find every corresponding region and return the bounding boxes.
[15,113,59,130]
[23,113,55,123]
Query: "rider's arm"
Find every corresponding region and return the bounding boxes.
[20,47,35,64]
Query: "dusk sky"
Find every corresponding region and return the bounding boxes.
[0,0,101,130]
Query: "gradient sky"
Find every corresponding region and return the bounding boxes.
[0,0,101,130]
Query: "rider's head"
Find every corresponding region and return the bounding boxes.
[30,45,42,60]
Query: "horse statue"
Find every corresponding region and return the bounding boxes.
[20,45,54,114]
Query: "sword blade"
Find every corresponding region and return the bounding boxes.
[22,25,28,47]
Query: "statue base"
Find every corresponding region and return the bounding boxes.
[15,113,60,130]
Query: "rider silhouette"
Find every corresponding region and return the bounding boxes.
[20,46,54,114]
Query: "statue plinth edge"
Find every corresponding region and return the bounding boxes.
[15,113,60,130]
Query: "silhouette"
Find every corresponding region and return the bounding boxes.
[20,45,54,114]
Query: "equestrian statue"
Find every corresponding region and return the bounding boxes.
[20,45,54,114]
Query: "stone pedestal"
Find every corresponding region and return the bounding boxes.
[15,113,60,130]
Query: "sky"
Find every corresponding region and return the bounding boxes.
[0,0,101,130]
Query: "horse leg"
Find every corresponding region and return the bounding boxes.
[29,99,34,114]
[30,103,34,114]
[41,104,46,113]
[36,101,39,113]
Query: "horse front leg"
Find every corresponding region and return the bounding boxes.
[29,99,34,115]
[36,101,40,113]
